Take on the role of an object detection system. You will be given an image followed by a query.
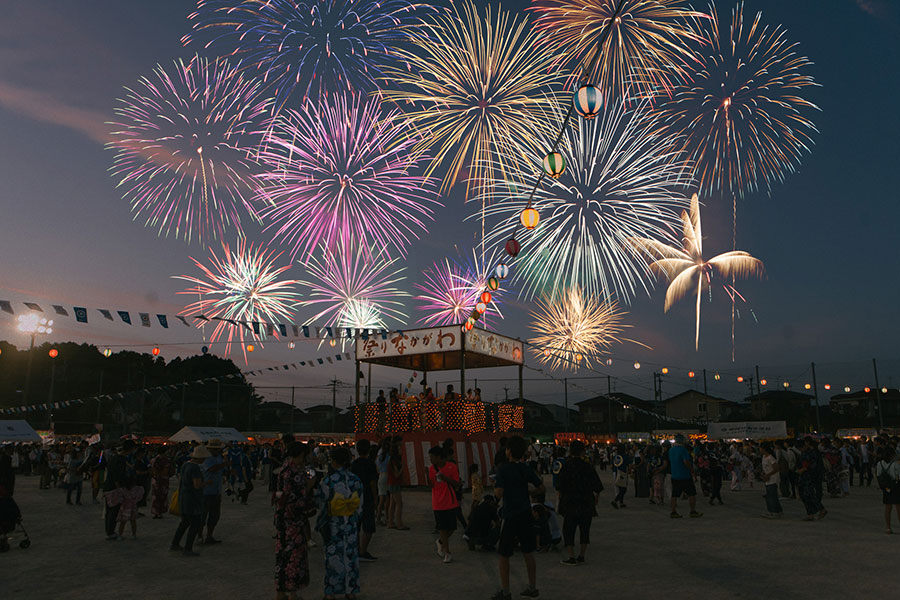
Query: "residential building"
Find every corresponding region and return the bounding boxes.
[664,389,742,423]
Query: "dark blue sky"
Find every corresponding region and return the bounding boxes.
[0,1,898,409]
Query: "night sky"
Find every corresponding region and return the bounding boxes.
[1,1,898,410]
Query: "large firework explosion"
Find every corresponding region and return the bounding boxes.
[183,0,431,112]
[380,0,563,200]
[175,239,301,358]
[530,287,631,371]
[630,193,764,350]
[652,1,819,196]
[297,240,409,331]
[529,0,705,101]
[478,98,693,303]
[254,91,440,261]
[108,58,269,245]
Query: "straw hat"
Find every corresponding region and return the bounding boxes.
[191,445,212,459]
[206,438,225,449]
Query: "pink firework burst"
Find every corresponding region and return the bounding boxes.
[175,239,301,359]
[255,91,441,260]
[415,251,505,327]
[108,57,270,244]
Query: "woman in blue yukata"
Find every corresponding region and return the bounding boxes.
[315,445,363,600]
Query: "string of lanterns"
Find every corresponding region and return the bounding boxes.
[461,2,628,334]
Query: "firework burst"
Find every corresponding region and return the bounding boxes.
[530,287,632,371]
[529,0,705,101]
[381,0,563,199]
[175,240,301,358]
[630,193,764,350]
[297,240,409,331]
[255,92,440,260]
[183,0,431,112]
[478,98,693,303]
[415,251,505,327]
[108,57,269,245]
[652,2,820,195]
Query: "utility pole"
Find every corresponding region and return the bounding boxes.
[703,369,708,395]
[607,374,613,435]
[215,381,221,426]
[331,378,338,433]
[181,383,186,427]
[97,370,104,425]
[290,386,295,434]
[564,378,569,432]
[811,362,821,432]
[874,358,884,431]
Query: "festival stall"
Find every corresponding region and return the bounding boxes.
[707,421,788,441]
[0,420,42,443]
[354,326,525,485]
[169,426,249,443]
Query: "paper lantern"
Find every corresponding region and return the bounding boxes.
[466,316,476,327]
[288,341,295,350]
[844,386,851,393]
[542,152,565,178]
[864,386,871,393]
[574,84,602,119]
[759,378,767,386]
[661,367,668,375]
[202,345,209,355]
[329,339,337,347]
[246,344,255,353]
[464,321,474,332]
[480,291,492,304]
[543,348,551,357]
[48,348,58,358]
[475,302,487,314]
[103,348,112,358]
[804,383,811,390]
[605,358,613,366]
[504,238,520,257]
[495,264,509,279]
[824,384,831,390]
[714,373,721,381]
[783,381,790,388]
[737,376,744,383]
[520,207,540,230]
[633,361,640,370]
[882,387,888,394]
[152,346,160,356]
[487,276,500,291]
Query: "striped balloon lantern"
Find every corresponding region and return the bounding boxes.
[487,276,500,291]
[574,84,602,120]
[495,264,509,279]
[542,152,565,178]
[520,207,540,230]
[480,291,492,304]
[475,302,487,314]
[505,238,520,257]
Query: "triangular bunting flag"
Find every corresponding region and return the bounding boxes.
[74,307,88,323]
[0,301,12,315]
[157,314,169,328]
[139,313,151,327]
[117,311,132,325]
[53,305,69,316]
[98,309,114,321]
[23,302,42,312]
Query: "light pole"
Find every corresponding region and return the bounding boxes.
[17,313,53,404]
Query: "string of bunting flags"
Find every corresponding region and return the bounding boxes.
[0,350,353,416]
[0,298,392,341]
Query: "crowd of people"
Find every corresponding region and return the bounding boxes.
[2,432,900,597]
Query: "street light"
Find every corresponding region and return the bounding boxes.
[17,313,53,403]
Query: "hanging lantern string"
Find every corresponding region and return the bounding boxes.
[521,0,627,211]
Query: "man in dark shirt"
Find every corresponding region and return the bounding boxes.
[492,436,544,600]
[351,439,379,561]
[171,445,209,556]
[557,441,603,565]
[465,495,500,551]
[103,440,133,539]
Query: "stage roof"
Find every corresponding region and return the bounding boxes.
[355,326,524,371]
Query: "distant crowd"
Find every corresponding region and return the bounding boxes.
[2,432,900,599]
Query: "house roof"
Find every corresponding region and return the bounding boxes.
[743,390,814,403]
[830,388,899,401]
[576,392,648,408]
[664,389,731,404]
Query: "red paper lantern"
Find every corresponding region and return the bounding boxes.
[48,348,58,358]
[480,291,492,304]
[505,238,520,257]
[152,346,160,356]
[246,344,255,353]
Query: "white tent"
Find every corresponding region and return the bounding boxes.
[169,426,248,443]
[0,420,42,443]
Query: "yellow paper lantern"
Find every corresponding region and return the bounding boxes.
[520,207,540,230]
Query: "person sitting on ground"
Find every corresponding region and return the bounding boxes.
[465,494,500,552]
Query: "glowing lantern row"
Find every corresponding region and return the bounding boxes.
[542,151,565,179]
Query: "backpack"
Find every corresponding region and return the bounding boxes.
[877,461,897,490]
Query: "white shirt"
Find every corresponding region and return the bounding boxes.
[762,454,779,485]
[860,444,870,462]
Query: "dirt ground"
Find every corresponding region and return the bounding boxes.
[3,470,899,600]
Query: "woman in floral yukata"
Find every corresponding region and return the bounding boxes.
[315,445,363,600]
[275,442,316,600]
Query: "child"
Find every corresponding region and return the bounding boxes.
[611,452,629,509]
[429,446,460,564]
[116,476,145,539]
